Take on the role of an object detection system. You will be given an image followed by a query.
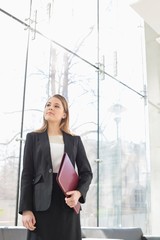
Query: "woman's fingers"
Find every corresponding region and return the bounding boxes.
[22,211,36,231]
[65,190,81,208]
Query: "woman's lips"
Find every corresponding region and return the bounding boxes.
[47,112,54,115]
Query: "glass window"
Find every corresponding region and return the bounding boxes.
[0,7,29,225]
[0,0,150,233]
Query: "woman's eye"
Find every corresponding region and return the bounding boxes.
[46,103,50,107]
[55,105,60,108]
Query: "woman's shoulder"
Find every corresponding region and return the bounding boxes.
[63,131,82,144]
[26,130,46,138]
[63,130,80,138]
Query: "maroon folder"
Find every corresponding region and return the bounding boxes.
[56,152,81,214]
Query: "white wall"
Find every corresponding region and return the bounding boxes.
[145,23,160,235]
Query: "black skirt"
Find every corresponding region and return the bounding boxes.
[27,173,82,240]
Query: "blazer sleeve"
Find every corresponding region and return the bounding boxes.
[19,133,34,214]
[75,136,93,203]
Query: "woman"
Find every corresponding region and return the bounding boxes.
[19,94,93,240]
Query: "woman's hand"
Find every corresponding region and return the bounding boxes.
[65,190,81,208]
[22,210,36,231]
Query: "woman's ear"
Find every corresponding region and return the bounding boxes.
[62,113,66,119]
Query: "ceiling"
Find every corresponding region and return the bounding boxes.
[129,0,160,35]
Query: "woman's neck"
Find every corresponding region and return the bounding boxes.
[47,124,62,136]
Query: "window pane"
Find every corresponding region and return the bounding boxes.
[0,0,30,21]
[0,10,28,225]
[99,77,150,231]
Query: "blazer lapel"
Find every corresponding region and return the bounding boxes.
[39,130,52,166]
[63,131,75,164]
[38,131,75,167]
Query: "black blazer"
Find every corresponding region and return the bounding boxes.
[19,130,93,214]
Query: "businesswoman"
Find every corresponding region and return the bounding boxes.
[19,94,93,240]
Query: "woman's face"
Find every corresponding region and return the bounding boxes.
[44,97,66,124]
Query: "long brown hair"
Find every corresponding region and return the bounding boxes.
[36,94,70,134]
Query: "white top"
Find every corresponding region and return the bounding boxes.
[49,135,64,173]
